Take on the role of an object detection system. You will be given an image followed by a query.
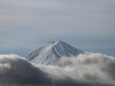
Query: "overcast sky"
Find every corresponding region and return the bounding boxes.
[0,0,115,55]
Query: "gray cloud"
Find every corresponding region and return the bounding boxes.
[0,55,51,85]
[0,0,115,53]
[0,53,115,86]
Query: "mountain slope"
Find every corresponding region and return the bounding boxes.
[24,40,83,65]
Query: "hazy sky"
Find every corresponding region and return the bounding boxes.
[0,0,115,55]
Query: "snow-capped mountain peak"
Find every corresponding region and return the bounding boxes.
[24,40,83,65]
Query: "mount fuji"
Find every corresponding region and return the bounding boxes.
[24,40,83,65]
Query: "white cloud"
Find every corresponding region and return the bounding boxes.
[36,53,115,85]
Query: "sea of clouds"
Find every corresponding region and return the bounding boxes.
[0,53,115,86]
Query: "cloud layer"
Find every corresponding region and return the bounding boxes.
[0,0,115,54]
[0,53,115,86]
[38,53,115,85]
[0,55,51,86]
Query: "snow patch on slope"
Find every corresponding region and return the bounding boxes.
[24,40,83,65]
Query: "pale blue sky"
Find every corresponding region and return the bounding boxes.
[0,0,115,55]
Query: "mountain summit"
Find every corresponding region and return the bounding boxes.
[24,40,83,65]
